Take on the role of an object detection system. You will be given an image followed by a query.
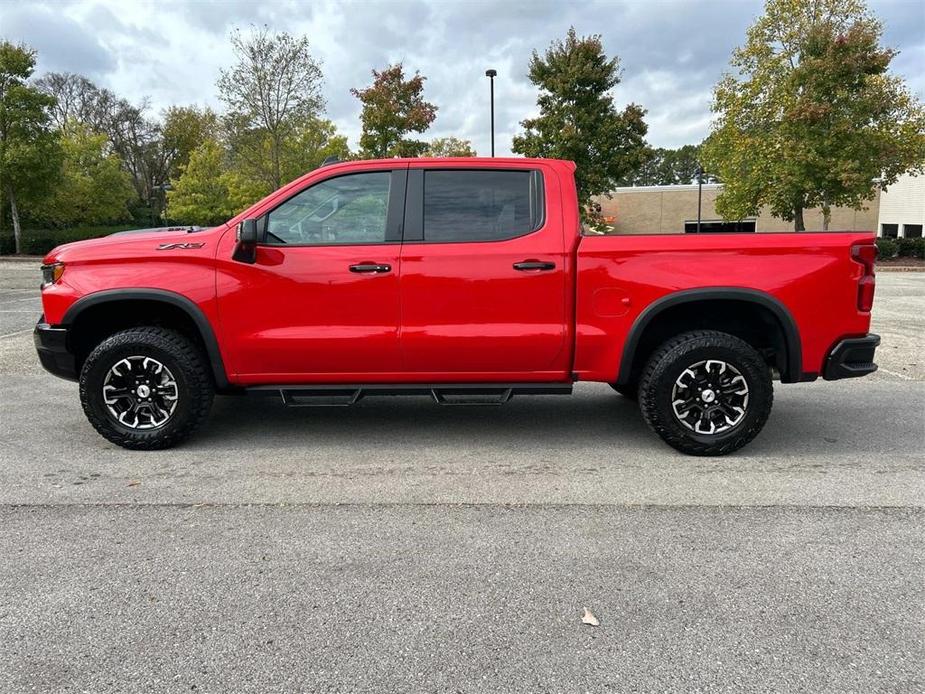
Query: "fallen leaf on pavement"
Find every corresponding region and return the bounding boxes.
[127,480,140,487]
[581,608,600,626]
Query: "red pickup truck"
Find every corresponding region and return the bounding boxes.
[35,157,879,455]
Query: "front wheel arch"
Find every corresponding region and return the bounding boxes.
[62,289,230,390]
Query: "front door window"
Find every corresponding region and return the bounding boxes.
[266,172,391,246]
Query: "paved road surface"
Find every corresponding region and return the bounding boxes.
[1,260,923,692]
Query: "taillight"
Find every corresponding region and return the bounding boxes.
[851,242,876,312]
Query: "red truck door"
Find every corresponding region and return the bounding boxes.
[216,166,407,382]
[398,164,570,379]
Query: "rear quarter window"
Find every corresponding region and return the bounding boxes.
[423,170,544,242]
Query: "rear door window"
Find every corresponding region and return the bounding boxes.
[422,170,544,242]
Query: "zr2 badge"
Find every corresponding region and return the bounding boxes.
[157,242,205,250]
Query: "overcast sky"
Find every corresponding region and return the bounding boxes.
[2,0,923,156]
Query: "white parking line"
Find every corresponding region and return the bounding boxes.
[0,328,34,339]
[878,367,915,381]
[0,297,40,305]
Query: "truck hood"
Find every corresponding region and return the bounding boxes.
[43,225,219,264]
[108,225,206,237]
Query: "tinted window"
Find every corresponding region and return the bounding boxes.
[880,223,899,239]
[423,170,543,242]
[266,172,391,245]
[684,220,756,233]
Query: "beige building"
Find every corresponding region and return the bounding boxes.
[595,184,880,235]
[877,173,924,238]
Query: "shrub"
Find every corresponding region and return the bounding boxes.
[896,236,925,259]
[876,238,898,259]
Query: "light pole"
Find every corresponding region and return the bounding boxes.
[485,69,497,157]
[695,165,705,233]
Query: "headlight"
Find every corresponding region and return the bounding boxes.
[41,262,65,287]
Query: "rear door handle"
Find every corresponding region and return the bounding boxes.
[513,260,556,271]
[349,263,391,273]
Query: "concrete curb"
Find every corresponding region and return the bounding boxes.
[0,256,43,263]
[878,266,925,272]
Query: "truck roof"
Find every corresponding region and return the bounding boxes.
[324,156,575,168]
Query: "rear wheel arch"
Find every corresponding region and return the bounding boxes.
[61,289,230,390]
[616,288,802,387]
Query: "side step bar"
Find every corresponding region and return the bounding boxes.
[247,383,573,407]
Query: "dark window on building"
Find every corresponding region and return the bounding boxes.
[684,220,756,234]
[903,224,923,239]
[880,224,899,238]
[423,170,544,242]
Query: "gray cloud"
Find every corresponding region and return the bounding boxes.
[1,3,115,78]
[1,0,922,155]
[172,0,298,33]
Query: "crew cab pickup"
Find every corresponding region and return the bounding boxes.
[34,157,879,455]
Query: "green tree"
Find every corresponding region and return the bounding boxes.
[654,145,706,185]
[29,122,134,227]
[167,139,264,225]
[351,64,437,158]
[702,0,925,230]
[34,72,102,132]
[224,114,350,191]
[279,117,351,182]
[512,27,648,218]
[218,27,325,190]
[0,42,62,253]
[621,145,711,186]
[166,139,232,225]
[36,71,169,221]
[161,105,219,183]
[425,136,476,157]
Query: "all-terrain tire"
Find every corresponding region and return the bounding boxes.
[638,330,773,456]
[79,328,214,450]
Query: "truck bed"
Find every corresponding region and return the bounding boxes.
[574,231,875,382]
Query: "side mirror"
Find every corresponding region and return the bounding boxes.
[233,218,259,264]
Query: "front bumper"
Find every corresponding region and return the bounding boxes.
[34,317,77,381]
[823,334,880,381]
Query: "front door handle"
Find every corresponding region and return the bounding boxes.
[513,260,556,271]
[349,263,392,273]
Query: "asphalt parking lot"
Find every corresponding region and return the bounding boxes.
[1,260,923,692]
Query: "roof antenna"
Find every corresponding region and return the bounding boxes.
[321,155,340,167]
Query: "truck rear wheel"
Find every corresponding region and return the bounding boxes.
[638,330,773,456]
[79,327,214,450]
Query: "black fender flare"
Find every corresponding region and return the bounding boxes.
[616,287,803,385]
[61,288,230,389]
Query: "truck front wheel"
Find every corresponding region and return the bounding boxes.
[78,327,215,450]
[638,330,773,456]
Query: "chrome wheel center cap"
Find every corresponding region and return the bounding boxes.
[136,384,151,398]
[701,389,716,403]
